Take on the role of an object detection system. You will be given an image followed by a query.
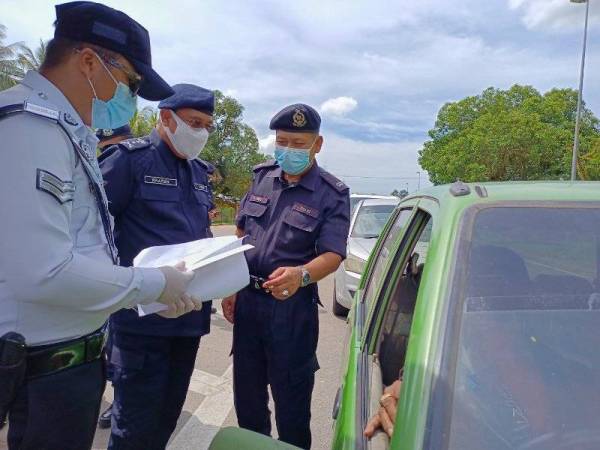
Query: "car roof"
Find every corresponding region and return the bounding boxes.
[351,194,398,200]
[359,198,401,207]
[406,181,600,205]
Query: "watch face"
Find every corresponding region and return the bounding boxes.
[302,270,311,285]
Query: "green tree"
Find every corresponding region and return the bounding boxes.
[201,90,267,199]
[419,85,600,184]
[0,24,24,90]
[129,106,158,137]
[17,39,47,74]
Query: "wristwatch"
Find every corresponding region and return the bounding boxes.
[300,267,312,287]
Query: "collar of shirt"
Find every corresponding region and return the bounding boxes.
[22,71,99,150]
[150,129,190,169]
[267,161,320,192]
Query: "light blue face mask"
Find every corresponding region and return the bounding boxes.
[88,54,137,130]
[274,138,318,175]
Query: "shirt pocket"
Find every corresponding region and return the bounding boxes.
[279,207,320,252]
[137,183,180,202]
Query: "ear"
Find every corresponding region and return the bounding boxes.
[76,47,100,81]
[159,109,176,133]
[313,135,323,155]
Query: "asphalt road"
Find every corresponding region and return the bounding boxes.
[0,225,349,450]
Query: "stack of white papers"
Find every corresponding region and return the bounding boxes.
[133,236,253,316]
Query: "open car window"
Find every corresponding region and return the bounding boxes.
[362,208,413,310]
[443,206,600,450]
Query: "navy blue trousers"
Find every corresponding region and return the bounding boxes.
[233,288,320,450]
[108,332,200,450]
[8,359,105,450]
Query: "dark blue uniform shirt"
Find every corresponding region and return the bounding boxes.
[99,130,212,336]
[236,160,350,298]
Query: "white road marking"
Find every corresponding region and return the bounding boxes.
[168,364,234,450]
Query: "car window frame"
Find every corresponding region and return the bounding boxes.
[425,200,600,450]
[353,206,433,449]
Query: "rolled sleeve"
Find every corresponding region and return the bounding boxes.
[316,194,351,259]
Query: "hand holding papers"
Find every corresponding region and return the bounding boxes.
[134,236,253,316]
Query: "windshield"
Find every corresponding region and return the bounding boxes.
[351,204,396,238]
[446,206,600,450]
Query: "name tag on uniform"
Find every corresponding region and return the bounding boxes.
[292,202,319,218]
[249,194,269,205]
[144,175,178,187]
[194,183,209,192]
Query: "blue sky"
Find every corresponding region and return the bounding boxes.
[2,0,599,194]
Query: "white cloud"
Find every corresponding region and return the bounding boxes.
[508,0,600,30]
[320,97,358,117]
[259,134,276,155]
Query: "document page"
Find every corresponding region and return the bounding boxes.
[133,236,253,316]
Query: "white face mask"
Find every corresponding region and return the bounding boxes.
[164,110,209,160]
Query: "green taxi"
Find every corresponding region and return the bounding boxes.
[210,181,600,450]
[332,181,600,450]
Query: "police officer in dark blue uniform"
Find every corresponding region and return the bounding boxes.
[96,124,133,153]
[222,104,351,449]
[99,84,216,450]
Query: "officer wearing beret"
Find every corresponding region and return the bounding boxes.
[99,83,216,449]
[222,104,351,449]
[96,124,133,152]
[0,3,199,449]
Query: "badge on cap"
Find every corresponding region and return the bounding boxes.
[293,109,307,128]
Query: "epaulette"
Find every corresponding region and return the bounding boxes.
[118,137,151,152]
[195,159,209,170]
[253,159,278,173]
[319,168,349,193]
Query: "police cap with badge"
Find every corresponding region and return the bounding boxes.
[54,0,173,101]
[95,124,133,142]
[270,103,321,133]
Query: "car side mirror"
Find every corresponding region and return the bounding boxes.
[208,427,301,450]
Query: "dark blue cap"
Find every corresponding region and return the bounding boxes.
[269,103,321,133]
[54,1,173,101]
[158,84,215,115]
[95,124,132,141]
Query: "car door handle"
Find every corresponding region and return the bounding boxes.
[332,386,342,420]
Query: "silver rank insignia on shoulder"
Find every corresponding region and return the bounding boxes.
[144,175,178,187]
[36,169,75,204]
[293,109,307,128]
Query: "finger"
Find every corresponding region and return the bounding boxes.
[263,274,288,289]
[268,267,286,280]
[174,261,187,271]
[378,408,394,437]
[383,399,397,423]
[364,415,381,438]
[191,296,203,311]
[182,294,195,313]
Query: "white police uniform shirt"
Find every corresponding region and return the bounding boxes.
[0,71,165,345]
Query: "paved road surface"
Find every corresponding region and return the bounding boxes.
[0,225,349,450]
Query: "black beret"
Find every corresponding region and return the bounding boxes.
[158,84,215,115]
[269,103,321,133]
[95,124,133,141]
[54,1,173,101]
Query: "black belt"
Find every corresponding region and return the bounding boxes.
[26,328,107,379]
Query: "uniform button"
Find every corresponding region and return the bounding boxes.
[38,92,48,100]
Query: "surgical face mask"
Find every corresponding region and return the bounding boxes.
[87,53,137,130]
[274,138,318,175]
[164,110,209,160]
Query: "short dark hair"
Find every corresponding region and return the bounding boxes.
[40,37,121,71]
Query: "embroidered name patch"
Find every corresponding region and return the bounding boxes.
[292,202,319,218]
[144,176,178,187]
[194,183,208,192]
[249,194,269,205]
[36,169,74,204]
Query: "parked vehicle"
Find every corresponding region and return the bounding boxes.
[331,181,600,450]
[333,198,400,316]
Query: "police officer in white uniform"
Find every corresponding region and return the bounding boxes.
[0,2,200,449]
